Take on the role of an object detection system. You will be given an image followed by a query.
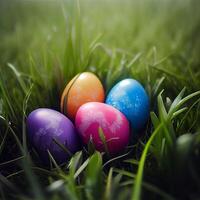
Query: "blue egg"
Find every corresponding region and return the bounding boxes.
[106,79,149,133]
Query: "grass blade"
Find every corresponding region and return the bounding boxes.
[131,124,163,200]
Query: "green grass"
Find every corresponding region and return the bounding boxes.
[0,0,200,199]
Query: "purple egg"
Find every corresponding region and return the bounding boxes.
[27,108,81,163]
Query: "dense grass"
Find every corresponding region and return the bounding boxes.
[0,0,200,199]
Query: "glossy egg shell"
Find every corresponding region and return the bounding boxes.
[27,108,81,163]
[61,72,105,120]
[106,79,149,133]
[75,102,130,154]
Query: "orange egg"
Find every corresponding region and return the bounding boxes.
[61,72,105,120]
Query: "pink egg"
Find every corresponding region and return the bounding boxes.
[75,102,130,154]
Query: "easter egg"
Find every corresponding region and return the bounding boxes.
[61,72,105,120]
[75,102,130,154]
[27,108,80,163]
[106,79,149,133]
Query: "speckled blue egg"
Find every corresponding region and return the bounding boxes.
[27,108,81,164]
[106,79,149,133]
